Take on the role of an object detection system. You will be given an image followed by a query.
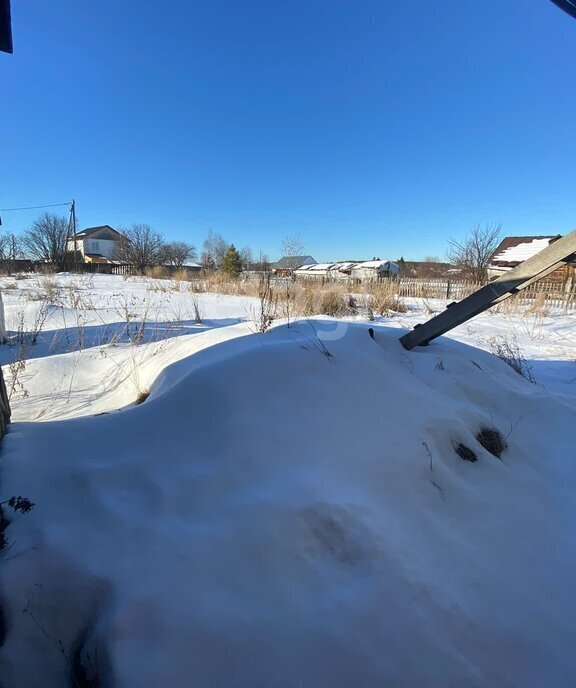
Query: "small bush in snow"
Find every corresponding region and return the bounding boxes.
[172,268,190,283]
[252,273,277,333]
[476,426,507,459]
[145,265,168,280]
[135,389,150,405]
[488,335,535,383]
[2,496,35,513]
[1,496,35,550]
[191,294,204,324]
[454,443,477,462]
[365,282,406,316]
[320,290,344,317]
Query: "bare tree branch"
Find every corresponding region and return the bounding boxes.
[161,241,196,268]
[281,234,305,258]
[22,213,71,271]
[115,224,164,274]
[447,223,502,282]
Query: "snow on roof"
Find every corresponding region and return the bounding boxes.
[352,260,398,269]
[490,236,558,266]
[304,262,337,271]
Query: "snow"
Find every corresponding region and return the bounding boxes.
[355,259,396,268]
[0,274,575,687]
[491,238,554,264]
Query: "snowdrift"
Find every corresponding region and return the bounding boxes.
[1,320,575,687]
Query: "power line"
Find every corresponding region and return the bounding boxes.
[0,202,72,212]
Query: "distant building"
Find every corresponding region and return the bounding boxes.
[294,262,355,281]
[294,260,399,283]
[68,225,127,265]
[398,260,456,279]
[350,260,400,282]
[487,236,560,279]
[273,255,316,276]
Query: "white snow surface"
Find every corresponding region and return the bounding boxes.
[0,274,575,687]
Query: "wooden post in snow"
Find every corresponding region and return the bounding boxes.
[400,229,576,350]
[0,290,9,438]
[0,290,6,344]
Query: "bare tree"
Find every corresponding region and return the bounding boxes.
[281,233,305,257]
[202,230,227,268]
[447,223,502,282]
[22,213,71,271]
[254,252,271,272]
[116,224,164,274]
[0,231,24,273]
[161,241,197,268]
[239,246,253,271]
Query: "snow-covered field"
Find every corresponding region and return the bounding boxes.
[0,274,575,687]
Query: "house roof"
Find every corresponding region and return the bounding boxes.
[489,235,560,268]
[274,255,316,269]
[75,225,125,240]
[352,260,398,270]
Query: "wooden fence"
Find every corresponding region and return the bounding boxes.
[397,277,576,311]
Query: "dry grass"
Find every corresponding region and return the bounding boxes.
[188,274,407,321]
[145,265,168,280]
[172,268,190,283]
[320,289,346,317]
[365,281,407,316]
[487,334,535,383]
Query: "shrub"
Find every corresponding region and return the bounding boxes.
[145,265,168,280]
[300,286,317,316]
[320,290,344,317]
[455,443,477,462]
[488,335,535,383]
[366,282,406,316]
[135,389,150,405]
[476,426,507,458]
[252,273,277,333]
[172,268,190,283]
[191,294,203,323]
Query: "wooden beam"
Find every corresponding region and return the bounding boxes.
[400,230,576,350]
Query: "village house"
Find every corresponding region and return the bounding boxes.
[272,255,316,277]
[294,260,400,283]
[294,262,356,282]
[488,234,575,296]
[67,225,127,265]
[349,260,400,282]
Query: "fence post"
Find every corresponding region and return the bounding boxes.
[446,280,451,300]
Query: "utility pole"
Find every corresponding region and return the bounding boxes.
[70,199,78,272]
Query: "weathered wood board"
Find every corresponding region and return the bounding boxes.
[400,229,576,350]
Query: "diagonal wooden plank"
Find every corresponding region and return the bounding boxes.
[400,229,576,350]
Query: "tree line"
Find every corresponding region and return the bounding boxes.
[0,213,273,277]
[0,212,504,282]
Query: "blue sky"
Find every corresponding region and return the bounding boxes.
[2,1,575,261]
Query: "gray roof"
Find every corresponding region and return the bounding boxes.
[274,255,316,269]
[75,225,125,239]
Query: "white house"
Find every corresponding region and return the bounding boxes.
[68,225,127,264]
[273,255,317,275]
[350,260,400,282]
